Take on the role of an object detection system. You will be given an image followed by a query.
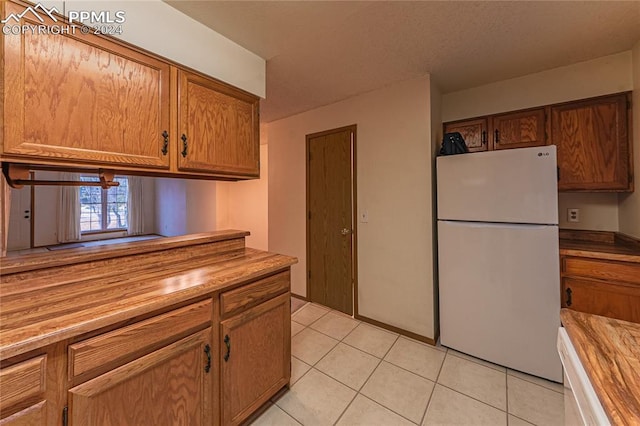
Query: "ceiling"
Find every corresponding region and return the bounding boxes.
[166,1,640,123]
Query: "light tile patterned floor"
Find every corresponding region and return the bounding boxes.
[252,301,565,426]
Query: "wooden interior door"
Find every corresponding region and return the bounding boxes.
[307,126,356,315]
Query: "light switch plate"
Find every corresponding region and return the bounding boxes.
[360,210,368,223]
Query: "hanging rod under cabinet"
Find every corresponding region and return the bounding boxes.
[2,163,119,189]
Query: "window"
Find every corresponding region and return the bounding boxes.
[80,176,129,233]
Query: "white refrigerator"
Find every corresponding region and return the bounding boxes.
[437,145,562,382]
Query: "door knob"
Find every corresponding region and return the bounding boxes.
[340,228,351,235]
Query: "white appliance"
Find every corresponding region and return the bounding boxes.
[437,145,562,382]
[557,327,609,425]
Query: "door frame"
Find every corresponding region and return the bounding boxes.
[305,124,358,316]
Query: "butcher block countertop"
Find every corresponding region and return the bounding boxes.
[559,229,640,263]
[560,309,640,425]
[0,230,297,361]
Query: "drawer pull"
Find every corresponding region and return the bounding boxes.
[566,287,573,307]
[224,334,231,362]
[204,344,211,373]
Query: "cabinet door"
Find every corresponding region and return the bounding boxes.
[2,2,171,169]
[562,277,640,323]
[69,329,212,426]
[220,293,290,426]
[0,355,46,425]
[490,108,546,150]
[551,94,631,191]
[443,118,488,152]
[178,70,260,178]
[0,402,46,426]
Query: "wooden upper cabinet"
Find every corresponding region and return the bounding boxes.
[551,94,632,191]
[177,70,260,178]
[490,108,546,150]
[443,118,488,152]
[2,2,171,169]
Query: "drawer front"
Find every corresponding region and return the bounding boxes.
[221,271,290,317]
[563,257,640,284]
[0,356,46,412]
[69,299,212,381]
[562,277,640,323]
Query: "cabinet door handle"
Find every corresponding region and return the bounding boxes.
[565,287,572,307]
[181,134,188,158]
[204,344,211,373]
[224,334,231,362]
[494,129,500,144]
[161,131,169,155]
[481,131,486,145]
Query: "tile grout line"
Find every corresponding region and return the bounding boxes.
[506,370,564,395]
[419,347,449,425]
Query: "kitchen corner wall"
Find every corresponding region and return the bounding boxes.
[154,143,269,249]
[618,39,640,239]
[268,76,437,340]
[442,51,635,233]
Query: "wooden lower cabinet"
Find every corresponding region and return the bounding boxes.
[220,293,291,425]
[69,328,213,426]
[0,402,46,426]
[561,255,640,323]
[0,355,47,425]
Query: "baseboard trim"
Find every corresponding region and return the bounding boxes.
[355,314,437,346]
[291,293,309,302]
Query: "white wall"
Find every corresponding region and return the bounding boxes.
[269,76,436,339]
[155,178,218,236]
[216,144,269,250]
[53,1,265,96]
[619,40,640,239]
[443,51,634,232]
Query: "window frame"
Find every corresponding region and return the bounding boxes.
[80,176,129,234]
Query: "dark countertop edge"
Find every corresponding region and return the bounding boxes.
[0,251,298,360]
[559,229,640,262]
[0,230,251,275]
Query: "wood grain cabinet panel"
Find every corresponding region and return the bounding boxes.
[69,328,213,426]
[443,118,488,152]
[2,2,171,169]
[490,108,546,150]
[0,355,46,424]
[177,70,260,177]
[0,402,46,426]
[562,277,640,323]
[68,299,212,382]
[551,94,631,191]
[220,271,290,317]
[561,255,640,324]
[220,293,290,426]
